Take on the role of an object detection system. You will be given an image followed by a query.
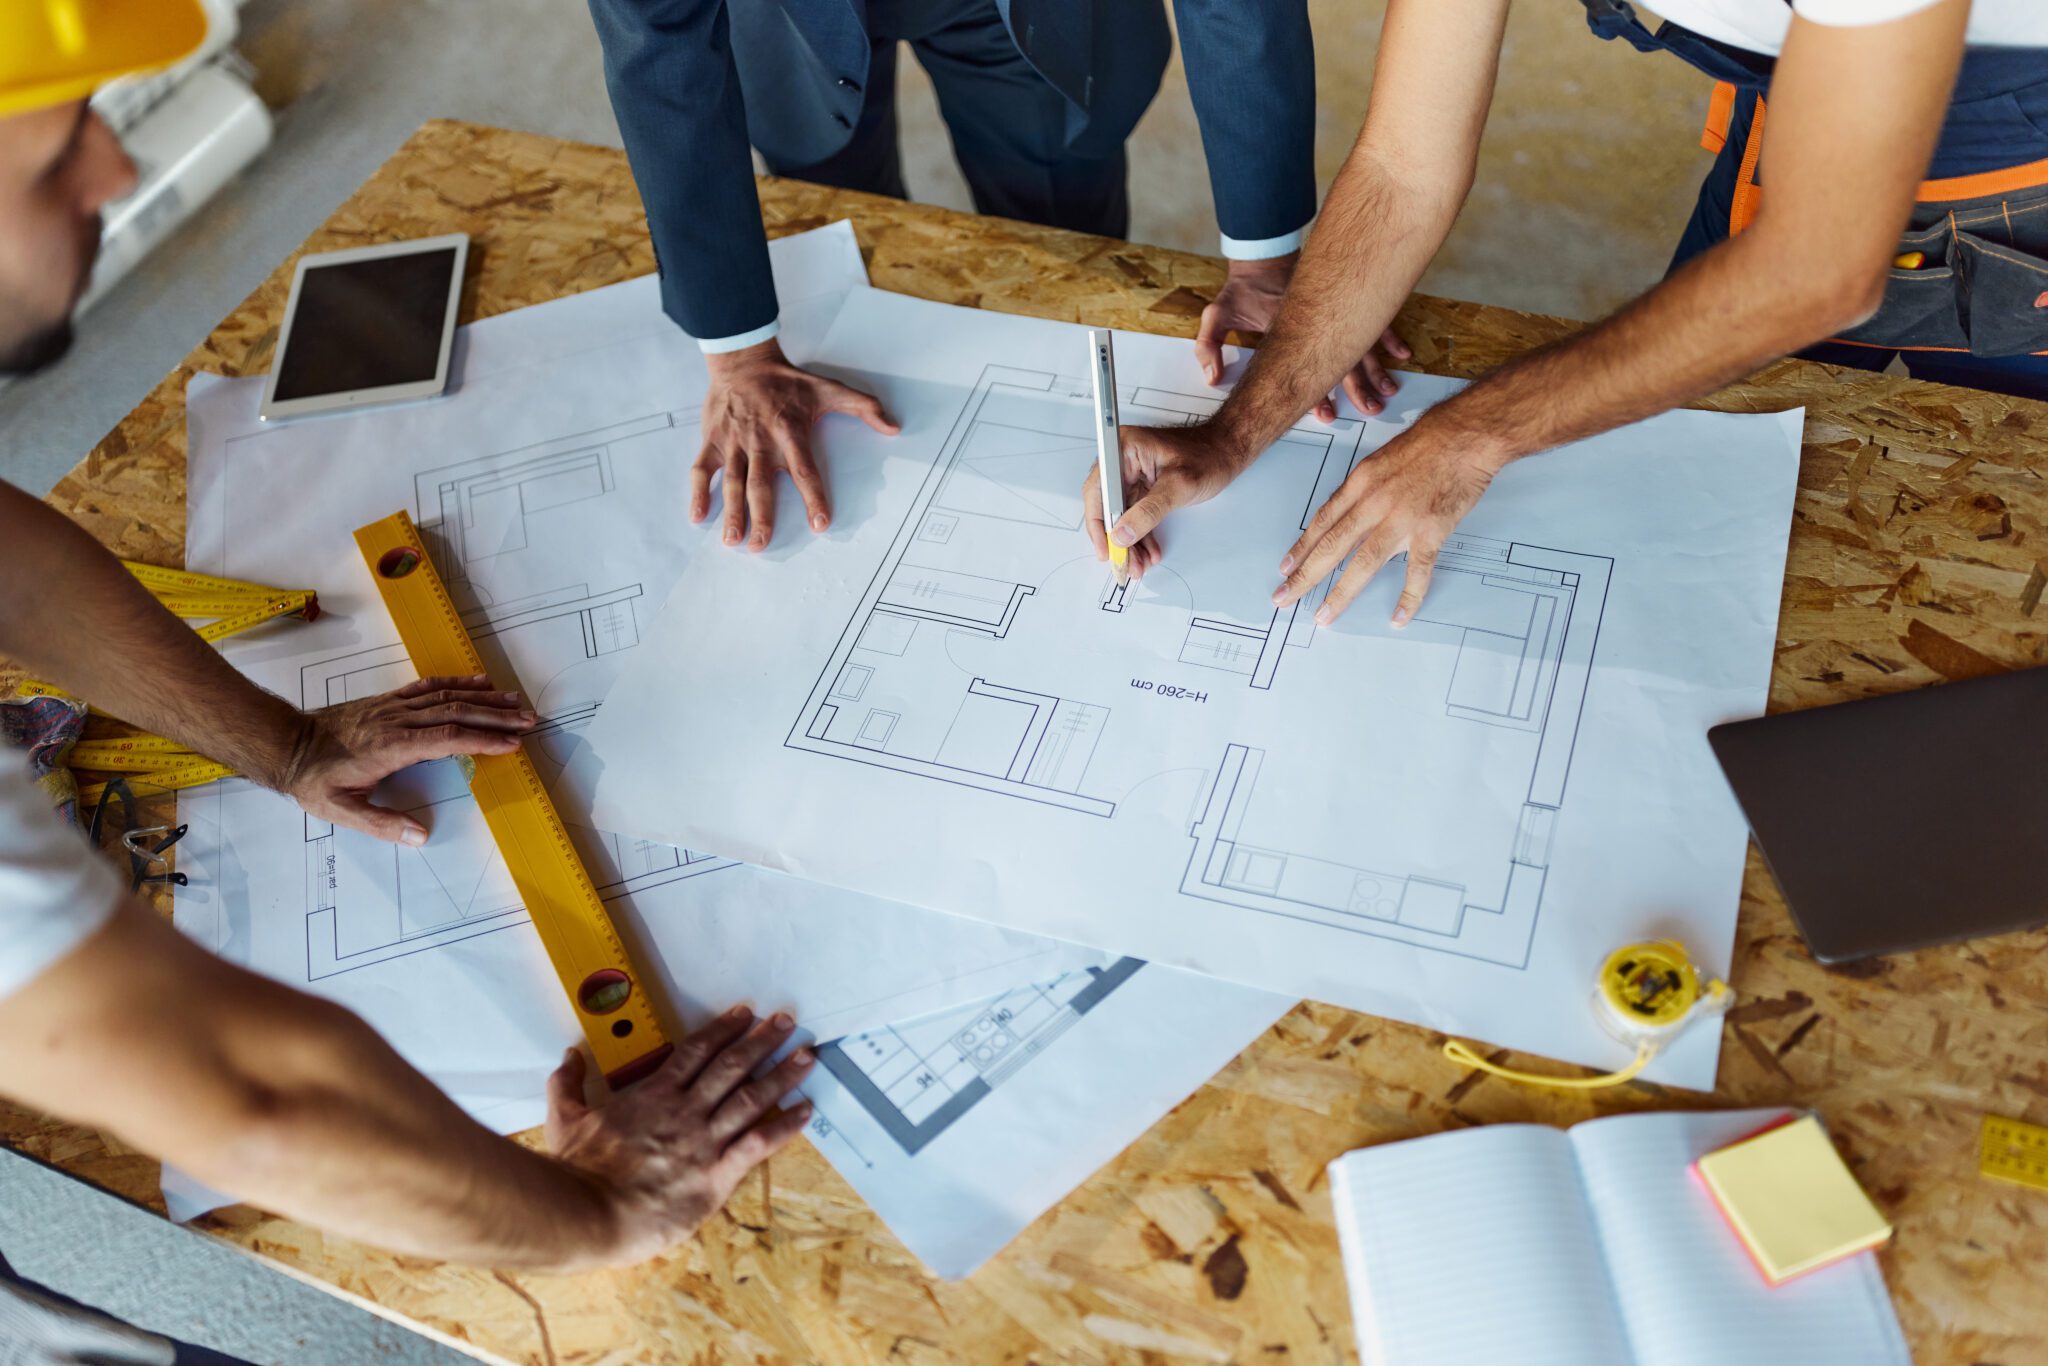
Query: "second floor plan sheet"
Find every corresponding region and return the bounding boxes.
[576,287,1806,1091]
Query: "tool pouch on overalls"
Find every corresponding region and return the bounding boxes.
[1584,0,2048,359]
[1730,46,2048,358]
[1841,179,2048,356]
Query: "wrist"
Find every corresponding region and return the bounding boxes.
[1205,398,1272,473]
[233,697,316,794]
[704,337,789,380]
[530,1160,631,1272]
[1409,402,1519,475]
[1224,252,1298,289]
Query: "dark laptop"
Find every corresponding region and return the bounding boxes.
[1708,666,2048,964]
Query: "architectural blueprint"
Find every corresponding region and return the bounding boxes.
[799,958,1291,1277]
[577,286,1806,1090]
[172,230,1100,1138]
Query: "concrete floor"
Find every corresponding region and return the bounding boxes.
[0,0,1712,496]
[0,0,1711,1354]
[0,1147,480,1363]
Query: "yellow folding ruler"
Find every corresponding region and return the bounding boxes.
[1981,1113,2048,1192]
[43,563,319,800]
[354,510,674,1088]
[27,563,318,703]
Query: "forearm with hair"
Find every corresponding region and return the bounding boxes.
[1392,4,1961,470]
[1408,224,1883,467]
[1211,150,1461,463]
[0,483,308,786]
[0,900,614,1269]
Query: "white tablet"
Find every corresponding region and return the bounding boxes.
[259,233,468,421]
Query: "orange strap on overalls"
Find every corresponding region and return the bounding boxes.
[1704,79,2048,235]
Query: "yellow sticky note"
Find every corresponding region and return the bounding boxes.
[1694,1115,1892,1285]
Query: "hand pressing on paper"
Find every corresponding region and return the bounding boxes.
[279,675,537,846]
[696,338,900,551]
[1271,417,1511,628]
[544,1006,816,1269]
[1195,253,1412,420]
[1081,422,1251,581]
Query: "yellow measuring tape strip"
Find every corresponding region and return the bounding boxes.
[191,590,319,643]
[75,757,237,809]
[354,510,674,1089]
[1982,1114,2048,1192]
[21,564,317,703]
[120,561,285,599]
[69,737,205,772]
[32,563,316,796]
[1442,941,1731,1090]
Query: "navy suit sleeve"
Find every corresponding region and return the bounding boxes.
[1171,0,1318,245]
[587,0,777,339]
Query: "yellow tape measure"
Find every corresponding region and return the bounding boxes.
[23,564,318,710]
[354,511,673,1088]
[76,757,237,808]
[119,561,285,599]
[1981,1114,2048,1193]
[1443,939,1732,1090]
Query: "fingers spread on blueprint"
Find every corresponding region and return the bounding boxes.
[689,447,717,524]
[708,1046,814,1142]
[1393,541,1441,627]
[745,449,778,552]
[661,1005,756,1094]
[823,377,899,435]
[685,1012,795,1111]
[786,442,831,534]
[721,449,747,547]
[1318,520,1406,624]
[715,1101,812,1178]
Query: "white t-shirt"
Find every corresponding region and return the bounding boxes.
[0,759,123,1001]
[1648,0,2048,55]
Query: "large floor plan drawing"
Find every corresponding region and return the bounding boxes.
[781,364,1610,970]
[559,288,1807,1090]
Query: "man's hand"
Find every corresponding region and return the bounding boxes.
[1273,418,1509,627]
[1081,422,1252,581]
[545,1006,815,1270]
[696,339,900,551]
[281,675,537,846]
[1195,254,1411,421]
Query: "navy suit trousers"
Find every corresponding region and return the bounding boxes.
[763,0,1150,239]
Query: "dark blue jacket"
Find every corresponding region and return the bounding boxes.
[588,0,1317,340]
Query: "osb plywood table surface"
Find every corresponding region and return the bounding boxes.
[6,121,2047,1365]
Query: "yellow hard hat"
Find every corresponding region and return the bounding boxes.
[0,0,211,117]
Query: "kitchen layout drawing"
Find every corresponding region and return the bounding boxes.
[814,958,1145,1156]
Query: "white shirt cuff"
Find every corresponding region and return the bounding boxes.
[695,319,780,354]
[1219,228,1307,261]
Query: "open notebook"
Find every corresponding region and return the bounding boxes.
[1327,1109,1909,1366]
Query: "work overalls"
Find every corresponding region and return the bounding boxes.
[1581,0,2048,400]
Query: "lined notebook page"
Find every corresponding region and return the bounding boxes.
[1570,1110,1911,1366]
[1329,1125,1635,1366]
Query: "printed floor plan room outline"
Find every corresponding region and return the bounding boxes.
[275,410,727,979]
[1183,536,1611,968]
[785,365,1365,816]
